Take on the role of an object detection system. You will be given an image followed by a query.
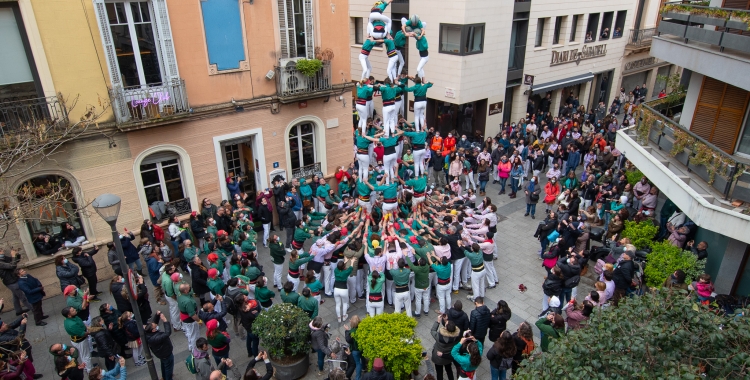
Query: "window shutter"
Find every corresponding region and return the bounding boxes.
[722,0,750,10]
[303,0,315,59]
[278,0,296,59]
[91,0,122,89]
[691,77,750,153]
[150,0,180,84]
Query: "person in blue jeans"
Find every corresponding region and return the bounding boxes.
[487,330,516,380]
[345,315,365,380]
[239,297,261,357]
[477,160,490,195]
[524,176,541,219]
[509,157,524,198]
[311,317,334,376]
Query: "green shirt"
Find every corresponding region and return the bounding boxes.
[389,267,411,286]
[372,1,388,12]
[409,259,430,289]
[209,260,224,274]
[183,247,198,262]
[281,291,300,305]
[297,296,319,319]
[356,133,371,150]
[289,253,313,271]
[536,317,565,352]
[378,85,403,102]
[316,184,331,199]
[255,285,275,303]
[66,292,84,311]
[406,83,433,97]
[394,30,407,48]
[362,39,376,52]
[334,267,354,282]
[177,294,198,317]
[207,278,225,295]
[452,341,483,371]
[357,84,374,99]
[464,249,484,267]
[240,239,256,253]
[383,39,396,51]
[374,183,398,199]
[294,227,312,242]
[403,131,427,145]
[431,262,452,280]
[207,331,229,349]
[64,316,87,337]
[416,34,429,51]
[405,176,428,193]
[367,272,385,293]
[379,135,399,148]
[357,180,372,197]
[307,279,323,293]
[269,242,286,264]
[161,272,176,297]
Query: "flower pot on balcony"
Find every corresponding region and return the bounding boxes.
[685,26,723,45]
[658,134,674,152]
[712,174,730,195]
[690,15,727,27]
[658,20,687,37]
[726,19,749,30]
[665,12,690,21]
[674,148,691,166]
[720,32,750,54]
[688,162,711,183]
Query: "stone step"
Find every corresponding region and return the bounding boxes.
[699,194,715,204]
[677,175,691,185]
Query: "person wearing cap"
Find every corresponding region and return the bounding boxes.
[65,284,93,327]
[362,357,394,380]
[162,266,182,331]
[207,268,225,298]
[15,268,48,326]
[205,318,231,374]
[178,283,200,352]
[62,305,92,371]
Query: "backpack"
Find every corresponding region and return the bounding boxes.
[224,288,241,315]
[498,357,514,370]
[185,353,197,374]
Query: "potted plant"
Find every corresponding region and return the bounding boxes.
[253,303,312,379]
[353,313,423,380]
[296,58,324,77]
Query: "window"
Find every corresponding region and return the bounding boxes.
[0,5,39,100]
[535,18,547,47]
[613,11,627,39]
[586,13,600,42]
[104,2,162,87]
[570,14,580,42]
[140,153,185,204]
[600,12,614,40]
[224,144,243,178]
[200,0,246,71]
[439,23,485,55]
[288,123,316,170]
[354,17,364,45]
[17,175,84,242]
[553,16,563,45]
[277,0,314,59]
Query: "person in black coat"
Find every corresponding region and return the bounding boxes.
[446,300,469,336]
[214,207,233,235]
[109,276,133,313]
[71,245,102,298]
[33,232,62,255]
[542,266,564,311]
[612,252,635,305]
[556,254,581,304]
[119,231,143,275]
[277,197,297,250]
[468,297,491,346]
[189,256,210,305]
[488,300,511,343]
[90,316,119,370]
[145,311,174,380]
[16,268,47,326]
[99,303,132,359]
[198,297,228,332]
[135,276,152,321]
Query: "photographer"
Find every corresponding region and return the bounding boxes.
[33,232,62,256]
[451,331,482,380]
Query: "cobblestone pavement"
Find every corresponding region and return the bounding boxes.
[8,178,598,379]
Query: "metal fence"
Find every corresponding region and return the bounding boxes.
[627,28,656,47]
[276,62,332,98]
[0,96,68,135]
[109,80,189,125]
[292,162,322,179]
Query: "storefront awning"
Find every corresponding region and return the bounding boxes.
[531,73,594,94]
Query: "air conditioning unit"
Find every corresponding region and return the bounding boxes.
[279,59,307,96]
[279,57,302,68]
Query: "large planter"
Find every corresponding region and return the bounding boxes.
[658,21,687,37]
[271,354,309,380]
[686,26,723,45]
[726,19,749,30]
[688,162,711,183]
[720,32,750,54]
[664,12,690,21]
[689,15,726,27]
[712,173,730,195]
[674,148,691,166]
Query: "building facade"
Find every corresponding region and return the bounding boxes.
[0,0,352,299]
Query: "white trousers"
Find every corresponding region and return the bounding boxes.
[382,105,397,137]
[359,54,372,80]
[397,140,404,163]
[414,101,427,131]
[357,153,370,181]
[165,296,182,330]
[356,104,369,135]
[71,339,92,372]
[484,260,498,286]
[382,201,398,213]
[367,13,392,38]
[262,223,270,246]
[387,56,399,82]
[396,49,405,75]
[383,152,398,183]
[367,100,374,119]
[385,279,394,305]
[465,171,476,190]
[358,199,373,214]
[334,288,349,318]
[273,263,283,288]
[347,276,358,304]
[436,283,452,314]
[469,269,486,300]
[367,300,384,317]
[394,290,412,317]
[413,149,426,178]
[414,286,430,314]
[323,264,333,296]
[132,344,144,363]
[183,322,199,352]
[287,274,300,292]
[452,258,467,290]
[417,55,429,79]
[395,98,404,120]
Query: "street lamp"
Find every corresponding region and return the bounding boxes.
[92,193,159,380]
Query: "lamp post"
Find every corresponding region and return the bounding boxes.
[92,193,159,380]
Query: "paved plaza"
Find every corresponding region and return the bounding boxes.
[9,178,599,379]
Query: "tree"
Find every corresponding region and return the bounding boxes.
[352,313,423,380]
[515,290,750,379]
[0,94,108,241]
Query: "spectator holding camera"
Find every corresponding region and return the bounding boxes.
[452,331,483,380]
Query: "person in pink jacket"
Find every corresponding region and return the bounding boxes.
[691,273,715,301]
[496,155,511,195]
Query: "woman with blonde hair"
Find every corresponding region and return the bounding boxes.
[345,315,365,380]
[511,322,534,374]
[119,311,145,366]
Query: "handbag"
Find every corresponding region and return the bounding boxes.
[75,275,87,287]
[547,230,559,242]
[530,192,540,202]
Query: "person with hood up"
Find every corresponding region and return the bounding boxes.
[431,313,460,380]
[362,358,394,380]
[192,337,215,380]
[118,229,142,275]
[468,297,491,346]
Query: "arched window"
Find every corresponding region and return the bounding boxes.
[139,151,185,204]
[288,122,316,171]
[17,175,85,253]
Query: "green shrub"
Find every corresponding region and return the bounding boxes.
[253,303,311,360]
[644,241,705,288]
[515,290,750,379]
[296,59,323,77]
[625,169,644,186]
[353,313,423,380]
[621,220,659,250]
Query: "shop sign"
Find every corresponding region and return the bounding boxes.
[550,44,607,66]
[488,102,503,116]
[624,57,658,72]
[445,88,456,98]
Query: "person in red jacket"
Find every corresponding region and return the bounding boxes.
[443,133,457,153]
[335,167,351,184]
[373,142,385,164]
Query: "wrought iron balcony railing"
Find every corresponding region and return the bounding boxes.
[0,95,68,135]
[627,28,656,47]
[109,80,190,125]
[292,162,322,179]
[276,61,332,99]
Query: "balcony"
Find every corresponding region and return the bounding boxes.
[292,162,322,179]
[0,95,68,136]
[275,60,333,103]
[653,2,750,90]
[615,99,750,244]
[626,27,656,51]
[109,80,190,128]
[507,45,526,81]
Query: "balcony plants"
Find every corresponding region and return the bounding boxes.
[253,303,311,379]
[296,58,324,77]
[353,313,423,380]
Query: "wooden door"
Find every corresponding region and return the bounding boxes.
[691,77,750,153]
